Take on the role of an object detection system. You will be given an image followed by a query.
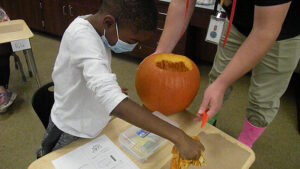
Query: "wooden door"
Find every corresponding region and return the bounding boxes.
[43,0,68,36]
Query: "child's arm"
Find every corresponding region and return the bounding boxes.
[68,30,204,160]
[111,98,205,160]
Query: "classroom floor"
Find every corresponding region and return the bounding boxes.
[0,33,299,169]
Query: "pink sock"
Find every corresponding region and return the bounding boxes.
[238,119,266,148]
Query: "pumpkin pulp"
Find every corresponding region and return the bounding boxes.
[154,54,193,72]
[156,60,190,72]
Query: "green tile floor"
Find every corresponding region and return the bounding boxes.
[0,33,299,169]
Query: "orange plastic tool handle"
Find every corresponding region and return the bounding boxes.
[200,108,209,128]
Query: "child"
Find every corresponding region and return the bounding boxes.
[37,0,204,160]
[0,7,17,114]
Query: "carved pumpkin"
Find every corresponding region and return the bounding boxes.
[135,53,200,115]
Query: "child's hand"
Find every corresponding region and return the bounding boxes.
[121,88,128,95]
[175,134,205,160]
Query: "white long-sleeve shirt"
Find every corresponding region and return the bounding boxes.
[51,16,127,138]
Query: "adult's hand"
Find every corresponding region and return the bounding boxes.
[194,81,226,121]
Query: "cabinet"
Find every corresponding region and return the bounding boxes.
[126,1,187,58]
[0,0,43,30]
[66,0,100,23]
[0,0,20,20]
[0,0,217,62]
[21,0,44,30]
[0,0,101,36]
[42,0,101,36]
[43,0,67,35]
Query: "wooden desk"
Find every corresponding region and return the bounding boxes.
[0,20,33,44]
[28,111,255,169]
[0,19,40,87]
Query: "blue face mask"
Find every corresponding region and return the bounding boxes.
[101,23,138,53]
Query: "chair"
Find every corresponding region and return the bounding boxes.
[32,82,54,129]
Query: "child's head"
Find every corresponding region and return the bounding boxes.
[90,0,157,53]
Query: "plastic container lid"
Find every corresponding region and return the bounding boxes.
[119,125,166,162]
[118,111,179,162]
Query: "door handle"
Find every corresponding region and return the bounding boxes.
[157,27,163,31]
[158,12,167,16]
[69,5,73,16]
[62,5,67,15]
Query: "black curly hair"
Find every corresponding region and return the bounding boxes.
[99,0,158,32]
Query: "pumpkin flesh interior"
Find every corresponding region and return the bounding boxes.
[154,55,192,72]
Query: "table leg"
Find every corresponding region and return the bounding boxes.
[23,50,33,77]
[27,49,41,87]
[12,53,26,82]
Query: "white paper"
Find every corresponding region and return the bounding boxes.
[52,135,139,169]
[10,38,31,52]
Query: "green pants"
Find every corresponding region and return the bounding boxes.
[208,21,300,127]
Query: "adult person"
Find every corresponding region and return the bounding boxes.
[154,0,300,148]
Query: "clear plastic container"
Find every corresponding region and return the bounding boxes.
[119,126,166,162]
[118,111,179,162]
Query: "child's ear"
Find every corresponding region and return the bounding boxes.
[102,15,116,30]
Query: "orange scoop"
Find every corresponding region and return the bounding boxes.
[200,108,209,128]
